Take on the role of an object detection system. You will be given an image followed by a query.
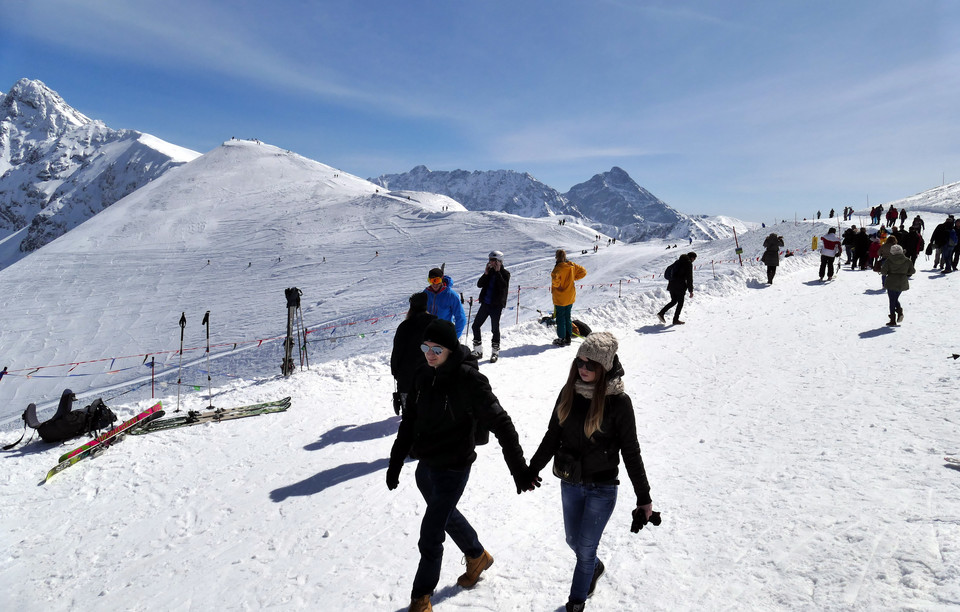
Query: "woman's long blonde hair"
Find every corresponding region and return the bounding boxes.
[556,359,608,438]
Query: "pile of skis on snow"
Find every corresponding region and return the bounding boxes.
[4,392,290,482]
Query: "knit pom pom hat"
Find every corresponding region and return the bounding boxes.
[576,331,618,372]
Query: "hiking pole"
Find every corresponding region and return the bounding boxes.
[202,311,212,409]
[176,312,186,413]
[465,296,474,342]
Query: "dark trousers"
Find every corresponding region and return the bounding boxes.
[471,303,502,345]
[819,255,835,279]
[887,290,902,316]
[555,304,573,339]
[659,288,686,321]
[411,463,482,598]
[766,265,777,283]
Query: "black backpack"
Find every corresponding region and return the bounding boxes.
[664,262,676,281]
[36,398,117,443]
[4,391,118,449]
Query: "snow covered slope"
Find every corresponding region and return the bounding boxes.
[0,139,609,417]
[0,79,199,269]
[1,203,959,610]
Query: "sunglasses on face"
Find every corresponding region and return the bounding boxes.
[421,344,445,356]
[574,358,597,372]
[428,277,443,285]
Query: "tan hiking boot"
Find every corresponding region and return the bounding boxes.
[457,549,494,588]
[409,594,432,612]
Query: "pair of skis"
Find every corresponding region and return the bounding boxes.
[45,402,165,482]
[129,397,290,435]
[44,397,291,482]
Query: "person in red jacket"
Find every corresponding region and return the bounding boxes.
[818,228,842,281]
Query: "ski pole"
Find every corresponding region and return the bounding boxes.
[176,312,186,413]
[297,305,309,369]
[202,311,212,409]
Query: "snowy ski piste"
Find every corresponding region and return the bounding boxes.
[1,140,959,610]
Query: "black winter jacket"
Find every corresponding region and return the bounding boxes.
[667,254,694,294]
[528,361,652,506]
[389,346,526,475]
[390,312,437,394]
[477,267,511,308]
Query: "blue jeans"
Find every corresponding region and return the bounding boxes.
[561,481,618,603]
[555,304,573,339]
[943,246,956,271]
[411,463,482,598]
[887,290,902,316]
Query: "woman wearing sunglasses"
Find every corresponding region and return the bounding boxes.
[525,331,655,612]
[386,319,532,612]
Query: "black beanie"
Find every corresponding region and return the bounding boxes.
[423,319,459,351]
[428,267,443,279]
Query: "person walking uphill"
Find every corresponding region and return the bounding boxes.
[818,228,842,281]
[521,332,656,612]
[761,233,784,284]
[424,267,467,338]
[386,320,533,612]
[880,244,916,326]
[657,252,697,324]
[471,251,510,362]
[551,250,587,346]
[390,293,436,415]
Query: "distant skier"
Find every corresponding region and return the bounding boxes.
[761,233,784,284]
[471,251,510,362]
[818,228,842,281]
[424,267,467,338]
[657,252,697,325]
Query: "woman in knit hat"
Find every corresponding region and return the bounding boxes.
[523,331,656,612]
[880,244,916,326]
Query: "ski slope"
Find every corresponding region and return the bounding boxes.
[1,140,959,610]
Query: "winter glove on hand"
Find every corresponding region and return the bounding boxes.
[386,463,401,490]
[513,468,542,494]
[631,509,661,533]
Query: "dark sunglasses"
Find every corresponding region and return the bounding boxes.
[420,344,445,356]
[574,358,597,372]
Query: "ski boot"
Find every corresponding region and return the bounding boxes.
[470,341,482,359]
[490,343,499,363]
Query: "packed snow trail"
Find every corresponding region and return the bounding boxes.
[2,246,959,611]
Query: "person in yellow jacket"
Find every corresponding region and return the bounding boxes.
[551,250,587,346]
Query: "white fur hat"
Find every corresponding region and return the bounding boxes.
[577,331,618,372]
[890,244,904,256]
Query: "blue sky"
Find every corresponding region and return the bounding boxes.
[2,0,959,221]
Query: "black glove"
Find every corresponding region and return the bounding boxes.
[392,392,403,415]
[513,469,542,494]
[386,463,401,490]
[631,509,661,533]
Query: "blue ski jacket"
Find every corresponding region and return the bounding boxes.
[423,275,466,339]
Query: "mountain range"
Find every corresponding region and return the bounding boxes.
[0,79,750,272]
[372,165,746,241]
[0,79,199,269]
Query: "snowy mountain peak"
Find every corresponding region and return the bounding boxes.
[371,166,574,218]
[2,78,92,136]
[0,78,200,269]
